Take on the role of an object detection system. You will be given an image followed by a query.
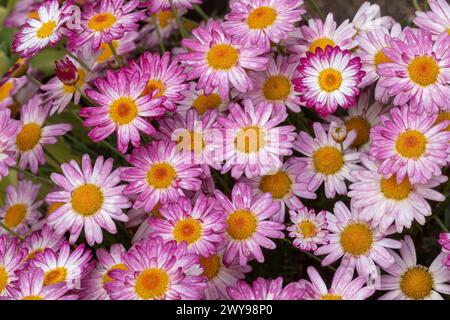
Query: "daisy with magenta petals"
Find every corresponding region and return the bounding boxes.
[413,0,450,38]
[351,1,393,33]
[22,225,65,262]
[0,236,27,297]
[227,277,304,300]
[438,233,450,268]
[178,82,229,115]
[142,0,202,14]
[0,109,19,180]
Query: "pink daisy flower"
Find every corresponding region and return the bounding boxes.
[180,20,269,97]
[370,105,450,185]
[293,122,362,198]
[227,277,304,300]
[352,1,393,33]
[79,244,127,300]
[0,77,27,109]
[4,0,38,28]
[246,54,302,113]
[293,45,365,116]
[125,200,163,244]
[178,82,229,115]
[315,201,401,278]
[287,207,329,252]
[349,155,448,232]
[299,265,375,300]
[105,237,207,300]
[93,31,139,65]
[214,182,285,266]
[214,99,296,179]
[414,0,450,38]
[12,0,74,58]
[439,233,450,268]
[0,180,42,236]
[15,95,72,174]
[149,194,226,257]
[45,154,131,246]
[223,0,305,50]
[142,0,201,13]
[128,52,188,112]
[379,236,450,300]
[70,0,145,52]
[21,225,65,262]
[377,29,450,114]
[80,69,166,154]
[121,140,203,212]
[0,236,27,297]
[0,109,19,179]
[239,157,317,223]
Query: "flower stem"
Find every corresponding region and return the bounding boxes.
[434,216,449,233]
[307,0,324,20]
[193,4,209,20]
[0,221,23,241]
[26,73,42,87]
[11,166,53,185]
[75,84,95,106]
[100,140,126,161]
[108,42,122,67]
[168,0,188,38]
[152,15,166,54]
[65,50,92,73]
[412,0,423,11]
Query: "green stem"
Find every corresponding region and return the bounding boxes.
[11,166,53,185]
[168,0,188,37]
[193,4,209,20]
[66,50,92,73]
[307,0,324,20]
[100,140,126,161]
[152,15,166,54]
[108,42,122,67]
[412,0,423,11]
[44,149,61,170]
[26,73,42,87]
[434,216,449,233]
[0,221,23,241]
[75,84,95,106]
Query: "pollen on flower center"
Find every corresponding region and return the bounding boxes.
[177,130,205,154]
[259,171,292,199]
[135,268,170,300]
[109,97,139,125]
[374,50,392,67]
[16,123,42,152]
[309,38,335,53]
[37,20,56,39]
[407,56,440,86]
[71,184,104,216]
[192,93,222,114]
[97,41,119,63]
[313,146,344,175]
[340,222,373,256]
[22,295,44,300]
[227,209,257,240]
[318,68,343,93]
[321,293,342,300]
[47,202,64,215]
[400,266,434,300]
[147,162,177,189]
[247,6,277,29]
[235,126,266,153]
[207,44,239,70]
[4,203,27,228]
[263,75,291,101]
[143,79,166,97]
[380,175,412,200]
[298,220,317,238]
[345,116,371,148]
[44,267,68,286]
[0,267,8,293]
[157,10,174,28]
[0,81,14,102]
[200,255,221,280]
[102,263,128,286]
[395,130,427,159]
[87,13,117,32]
[434,111,450,132]
[63,68,87,94]
[173,218,203,244]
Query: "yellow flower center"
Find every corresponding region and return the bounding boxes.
[192,93,222,115]
[147,163,177,189]
[380,175,412,200]
[25,248,43,261]
[200,255,221,280]
[177,131,205,154]
[434,111,450,132]
[313,146,344,175]
[0,81,14,102]
[102,263,128,286]
[318,68,342,93]
[134,268,170,300]
[87,13,117,32]
[407,56,440,86]
[37,20,56,39]
[47,202,64,215]
[143,79,166,97]
[298,220,317,238]
[97,41,119,63]
[109,97,139,125]
[263,75,291,101]
[321,293,343,300]
[71,184,104,216]
[395,130,427,159]
[3,203,27,228]
[44,267,67,286]
[309,37,335,53]
[157,10,174,28]
[345,116,371,148]
[259,171,292,199]
[16,123,42,152]
[28,11,39,19]
[22,295,44,300]
[226,209,257,240]
[0,267,8,293]
[374,50,392,67]
[235,126,266,154]
[400,266,434,300]
[63,68,87,94]
[247,6,277,29]
[340,223,373,256]
[173,218,203,245]
[207,44,239,70]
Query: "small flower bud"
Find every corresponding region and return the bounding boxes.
[55,58,79,86]
[11,58,29,79]
[331,122,347,143]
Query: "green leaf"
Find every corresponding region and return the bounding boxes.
[0,50,10,77]
[29,47,65,76]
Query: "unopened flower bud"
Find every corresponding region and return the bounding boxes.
[11,58,29,79]
[331,122,347,143]
[55,58,79,86]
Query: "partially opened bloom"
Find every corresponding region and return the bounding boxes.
[377,29,450,114]
[0,109,19,179]
[81,69,166,153]
[105,237,207,300]
[315,201,401,277]
[293,46,365,116]
[379,236,450,300]
[370,106,450,185]
[0,180,42,236]
[352,1,393,33]
[21,225,65,262]
[142,0,201,13]
[227,277,304,300]
[15,95,72,173]
[214,183,285,266]
[121,140,203,212]
[300,265,375,300]
[223,0,305,49]
[180,20,268,97]
[414,0,450,38]
[46,154,131,245]
[0,236,27,297]
[178,82,229,115]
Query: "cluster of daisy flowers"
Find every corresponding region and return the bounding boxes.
[0,0,448,301]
